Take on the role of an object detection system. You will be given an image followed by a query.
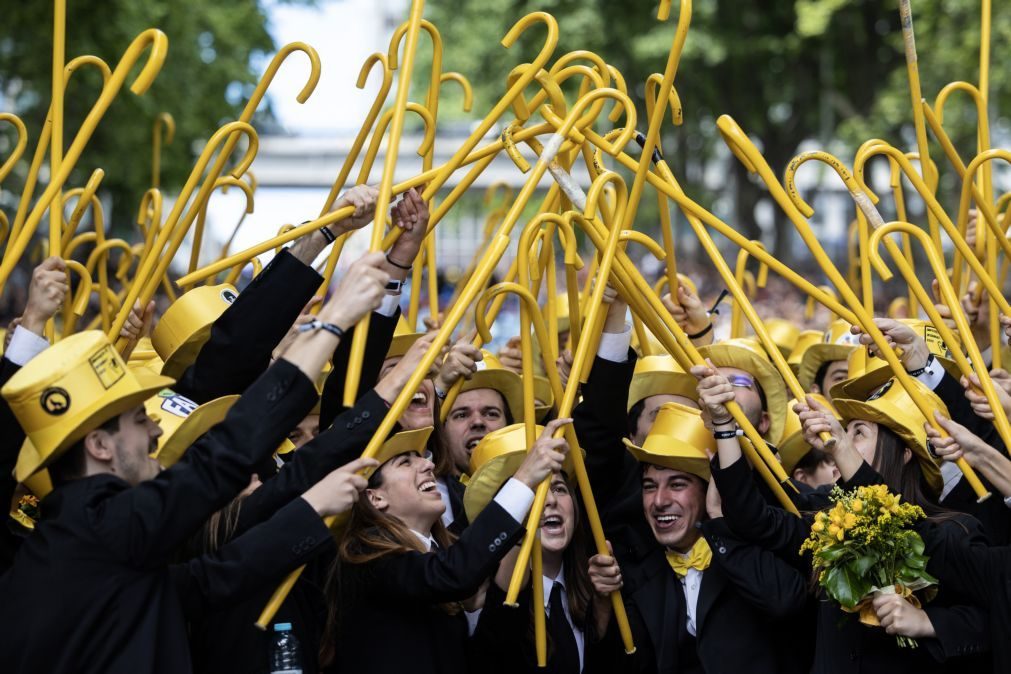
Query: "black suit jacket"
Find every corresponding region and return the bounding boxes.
[713,455,991,674]
[0,356,25,567]
[173,249,323,404]
[319,308,399,430]
[927,370,1011,545]
[470,577,626,674]
[330,500,525,674]
[187,390,389,674]
[927,526,1011,673]
[0,360,317,673]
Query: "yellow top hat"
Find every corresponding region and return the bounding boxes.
[797,320,861,392]
[698,337,788,444]
[830,319,961,402]
[532,375,554,422]
[361,426,434,480]
[463,423,578,522]
[887,297,910,319]
[778,394,840,474]
[152,284,238,378]
[622,403,713,481]
[144,391,239,468]
[787,330,823,374]
[385,315,423,360]
[832,377,946,495]
[4,331,174,481]
[127,337,166,375]
[20,469,54,500]
[458,351,525,422]
[627,354,699,412]
[765,318,801,359]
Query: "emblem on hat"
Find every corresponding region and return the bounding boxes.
[40,387,71,416]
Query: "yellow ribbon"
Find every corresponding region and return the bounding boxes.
[665,537,712,577]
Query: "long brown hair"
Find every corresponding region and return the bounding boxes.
[319,461,457,666]
[870,425,955,520]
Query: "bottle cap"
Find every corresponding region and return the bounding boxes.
[273,623,293,632]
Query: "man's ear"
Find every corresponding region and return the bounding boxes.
[810,382,822,395]
[82,429,115,463]
[758,410,771,436]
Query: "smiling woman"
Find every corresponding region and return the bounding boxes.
[320,421,569,674]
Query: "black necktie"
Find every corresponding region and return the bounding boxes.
[547,582,581,673]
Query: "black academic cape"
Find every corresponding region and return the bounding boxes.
[0,360,318,674]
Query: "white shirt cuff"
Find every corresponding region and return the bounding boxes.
[493,477,535,523]
[597,324,632,363]
[376,293,401,317]
[5,325,50,366]
[914,355,945,391]
[1003,495,1011,510]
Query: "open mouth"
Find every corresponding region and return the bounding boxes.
[541,514,564,534]
[652,513,682,530]
[410,390,429,408]
[418,480,438,494]
[464,434,485,452]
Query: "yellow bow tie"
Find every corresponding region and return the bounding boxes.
[665,537,712,577]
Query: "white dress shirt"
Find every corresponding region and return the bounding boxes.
[435,476,456,528]
[597,323,632,363]
[5,326,50,366]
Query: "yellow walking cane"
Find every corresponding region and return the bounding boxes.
[867,222,1006,498]
[0,29,167,291]
[896,0,941,253]
[474,281,637,661]
[48,0,67,333]
[8,54,112,248]
[719,117,992,501]
[151,112,174,190]
[0,113,28,190]
[311,53,392,303]
[183,176,255,291]
[255,87,628,630]
[175,119,559,286]
[107,121,259,348]
[730,245,768,338]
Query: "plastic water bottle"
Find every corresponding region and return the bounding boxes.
[269,623,303,674]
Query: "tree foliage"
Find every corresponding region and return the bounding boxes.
[421,0,1011,257]
[0,1,289,229]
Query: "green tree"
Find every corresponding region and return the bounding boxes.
[0,1,298,231]
[420,0,1010,260]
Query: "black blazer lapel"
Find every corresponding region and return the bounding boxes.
[694,563,728,638]
[632,551,682,673]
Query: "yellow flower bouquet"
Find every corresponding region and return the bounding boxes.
[800,484,937,647]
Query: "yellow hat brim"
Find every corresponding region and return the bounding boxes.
[13,369,174,482]
[622,437,712,481]
[154,395,240,468]
[627,370,699,412]
[831,395,942,495]
[698,343,788,444]
[463,447,579,522]
[461,369,525,423]
[385,332,423,360]
[797,344,857,392]
[362,426,435,480]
